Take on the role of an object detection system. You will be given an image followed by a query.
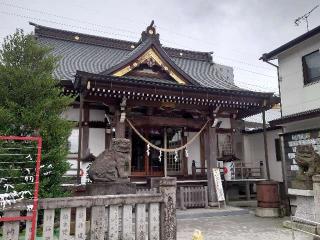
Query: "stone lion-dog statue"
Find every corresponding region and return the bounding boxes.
[88,138,131,182]
[295,144,320,178]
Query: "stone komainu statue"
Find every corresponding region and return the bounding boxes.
[295,145,320,177]
[88,138,131,182]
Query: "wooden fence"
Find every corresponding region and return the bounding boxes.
[179,186,208,210]
[1,177,177,240]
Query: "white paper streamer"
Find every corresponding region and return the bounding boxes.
[185,148,189,158]
[4,184,14,192]
[146,144,150,156]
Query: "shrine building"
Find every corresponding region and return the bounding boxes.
[31,21,279,197]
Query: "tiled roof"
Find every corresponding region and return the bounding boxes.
[35,24,239,90]
[270,107,320,126]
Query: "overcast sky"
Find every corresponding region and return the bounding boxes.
[1,0,320,93]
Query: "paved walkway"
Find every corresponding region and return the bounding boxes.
[177,209,312,240]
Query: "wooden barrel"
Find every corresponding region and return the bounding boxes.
[256,180,279,208]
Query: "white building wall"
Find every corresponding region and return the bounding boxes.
[89,128,105,156]
[89,109,105,121]
[278,34,320,116]
[62,107,79,121]
[88,109,106,156]
[283,117,320,133]
[186,132,201,175]
[243,129,283,182]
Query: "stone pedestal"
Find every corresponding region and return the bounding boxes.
[159,177,177,240]
[255,207,279,217]
[313,175,320,235]
[288,188,315,222]
[86,181,136,195]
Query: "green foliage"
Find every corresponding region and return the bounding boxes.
[0,29,75,198]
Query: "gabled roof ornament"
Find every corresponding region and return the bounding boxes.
[141,20,160,43]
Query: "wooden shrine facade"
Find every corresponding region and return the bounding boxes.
[32,21,279,192]
[72,71,278,179]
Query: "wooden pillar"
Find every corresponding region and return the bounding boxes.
[205,124,218,205]
[77,93,84,184]
[115,110,125,138]
[262,109,271,180]
[164,128,168,177]
[200,131,206,175]
[182,132,188,177]
[105,111,112,150]
[82,104,89,156]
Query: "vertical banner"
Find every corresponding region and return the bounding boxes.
[212,168,225,202]
[0,136,42,240]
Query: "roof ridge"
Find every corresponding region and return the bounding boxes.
[31,22,213,62]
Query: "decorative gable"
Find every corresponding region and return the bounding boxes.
[113,48,186,84]
[100,21,200,86]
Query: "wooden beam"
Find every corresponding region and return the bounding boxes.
[129,116,206,130]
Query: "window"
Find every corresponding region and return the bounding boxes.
[274,138,282,162]
[302,50,320,85]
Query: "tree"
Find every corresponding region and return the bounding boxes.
[0,29,74,198]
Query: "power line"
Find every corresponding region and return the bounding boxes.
[0,10,136,40]
[0,1,139,36]
[212,55,273,71]
[235,80,278,92]
[233,66,276,78]
[0,7,277,81]
[0,1,275,74]
[157,25,259,58]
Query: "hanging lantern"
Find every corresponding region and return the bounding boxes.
[158,150,162,162]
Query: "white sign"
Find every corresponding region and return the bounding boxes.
[212,168,225,202]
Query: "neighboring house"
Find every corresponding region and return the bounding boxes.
[242,109,283,182]
[261,25,320,190]
[32,22,278,192]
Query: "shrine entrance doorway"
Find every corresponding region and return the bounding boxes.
[130,127,184,177]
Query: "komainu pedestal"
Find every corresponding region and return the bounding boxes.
[86,138,136,195]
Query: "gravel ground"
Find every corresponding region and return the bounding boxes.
[177,212,312,240]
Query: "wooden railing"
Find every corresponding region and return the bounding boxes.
[1,177,177,240]
[234,162,264,179]
[179,186,208,210]
[191,161,264,180]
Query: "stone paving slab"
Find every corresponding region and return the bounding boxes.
[177,212,312,240]
[177,206,249,219]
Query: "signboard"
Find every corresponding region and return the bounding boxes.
[0,136,42,240]
[212,168,225,202]
[283,128,320,187]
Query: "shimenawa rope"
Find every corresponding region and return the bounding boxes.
[126,118,209,153]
